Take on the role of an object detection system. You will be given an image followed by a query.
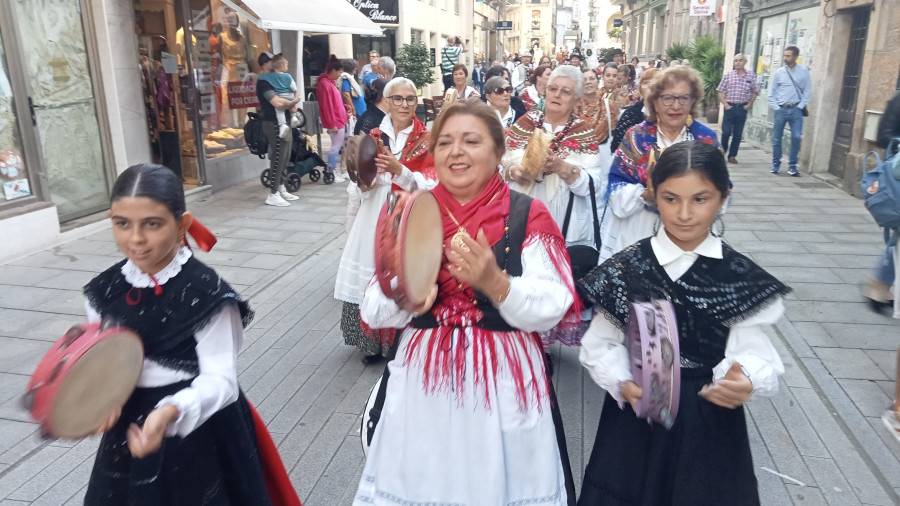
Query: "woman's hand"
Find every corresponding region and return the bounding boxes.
[699,362,753,409]
[94,407,121,435]
[508,165,533,186]
[375,147,403,176]
[400,285,438,316]
[621,381,643,411]
[126,404,179,458]
[448,229,507,299]
[640,186,654,203]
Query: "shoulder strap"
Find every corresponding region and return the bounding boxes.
[561,174,601,251]
[604,97,612,134]
[784,67,804,102]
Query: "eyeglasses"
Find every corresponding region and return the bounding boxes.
[492,86,514,95]
[659,94,695,106]
[546,85,575,97]
[389,95,418,107]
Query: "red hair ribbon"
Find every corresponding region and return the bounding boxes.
[186,219,217,252]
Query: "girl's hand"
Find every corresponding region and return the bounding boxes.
[448,229,505,297]
[375,147,402,176]
[126,404,179,458]
[95,407,121,435]
[621,381,643,411]
[699,362,753,409]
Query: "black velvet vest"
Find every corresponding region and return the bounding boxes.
[578,239,791,368]
[411,190,533,332]
[83,256,253,375]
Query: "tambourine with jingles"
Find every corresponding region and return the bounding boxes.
[626,300,681,429]
[23,322,144,439]
[374,190,443,307]
[343,133,379,187]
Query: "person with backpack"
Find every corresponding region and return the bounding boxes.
[255,51,300,207]
[441,36,467,92]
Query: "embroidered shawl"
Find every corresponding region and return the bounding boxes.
[369,116,437,181]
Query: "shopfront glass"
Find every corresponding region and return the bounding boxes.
[0,22,29,208]
[133,0,271,181]
[13,0,108,220]
[353,30,396,76]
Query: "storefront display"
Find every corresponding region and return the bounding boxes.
[0,29,29,207]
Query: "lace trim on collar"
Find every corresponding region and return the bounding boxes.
[120,246,192,287]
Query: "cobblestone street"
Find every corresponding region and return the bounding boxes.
[1,145,899,505]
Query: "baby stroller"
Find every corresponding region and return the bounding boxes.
[259,110,332,192]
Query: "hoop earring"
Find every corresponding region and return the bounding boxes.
[710,215,725,238]
[652,216,662,235]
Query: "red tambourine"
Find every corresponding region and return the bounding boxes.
[374,190,443,308]
[23,322,144,439]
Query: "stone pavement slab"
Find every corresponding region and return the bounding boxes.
[0,144,898,504]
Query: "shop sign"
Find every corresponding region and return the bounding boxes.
[613,19,623,27]
[350,0,399,25]
[496,21,512,31]
[199,94,216,115]
[197,71,213,95]
[236,63,249,81]
[690,0,714,16]
[227,82,260,109]
[197,54,212,72]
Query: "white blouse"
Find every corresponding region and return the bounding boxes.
[85,247,242,438]
[580,227,786,403]
[361,238,574,333]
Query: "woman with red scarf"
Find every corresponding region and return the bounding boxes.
[334,78,438,363]
[353,100,580,505]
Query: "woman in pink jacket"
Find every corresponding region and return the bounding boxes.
[317,54,351,183]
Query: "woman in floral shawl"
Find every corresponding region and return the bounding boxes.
[601,66,719,261]
[574,67,620,177]
[504,65,605,346]
[334,78,438,363]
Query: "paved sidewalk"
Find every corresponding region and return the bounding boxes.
[0,145,898,504]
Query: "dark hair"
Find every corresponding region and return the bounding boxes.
[529,65,550,86]
[651,141,730,198]
[485,64,508,81]
[785,46,800,57]
[429,98,505,159]
[365,77,389,103]
[341,58,357,73]
[452,63,468,77]
[111,163,186,219]
[324,54,342,73]
[598,58,607,65]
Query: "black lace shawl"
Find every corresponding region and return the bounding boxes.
[578,238,791,368]
[354,107,386,135]
[83,257,253,374]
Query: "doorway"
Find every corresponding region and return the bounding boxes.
[829,7,871,178]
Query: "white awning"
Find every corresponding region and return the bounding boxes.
[223,0,383,36]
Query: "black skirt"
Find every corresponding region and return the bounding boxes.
[84,380,272,506]
[578,368,759,506]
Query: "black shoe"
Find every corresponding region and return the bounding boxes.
[866,297,893,316]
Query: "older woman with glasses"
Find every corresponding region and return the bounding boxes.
[504,65,605,346]
[354,99,579,505]
[334,77,438,364]
[600,66,719,261]
[483,75,519,127]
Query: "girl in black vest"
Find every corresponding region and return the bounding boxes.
[577,141,790,505]
[83,164,297,505]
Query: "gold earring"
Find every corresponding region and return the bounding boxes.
[685,114,693,127]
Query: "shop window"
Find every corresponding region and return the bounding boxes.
[0,25,29,208]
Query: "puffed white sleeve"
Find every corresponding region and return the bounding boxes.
[608,183,648,219]
[579,312,633,403]
[155,303,242,437]
[84,300,101,323]
[566,161,605,198]
[392,165,438,192]
[360,276,415,329]
[497,238,574,332]
[712,297,786,398]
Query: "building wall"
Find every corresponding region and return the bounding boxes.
[506,1,556,57]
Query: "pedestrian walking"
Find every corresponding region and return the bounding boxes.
[472,59,485,95]
[340,59,366,135]
[440,36,467,91]
[334,78,437,364]
[578,141,790,505]
[255,51,300,207]
[353,99,579,505]
[768,45,811,176]
[317,54,350,183]
[82,163,299,505]
[717,54,759,164]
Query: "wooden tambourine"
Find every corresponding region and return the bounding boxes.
[23,322,144,439]
[344,134,378,187]
[374,190,443,308]
[626,300,681,429]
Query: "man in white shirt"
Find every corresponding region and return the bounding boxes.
[511,54,532,94]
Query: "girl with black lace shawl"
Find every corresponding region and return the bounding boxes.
[81,164,297,505]
[577,142,791,506]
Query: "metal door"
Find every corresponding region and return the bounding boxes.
[828,7,870,178]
